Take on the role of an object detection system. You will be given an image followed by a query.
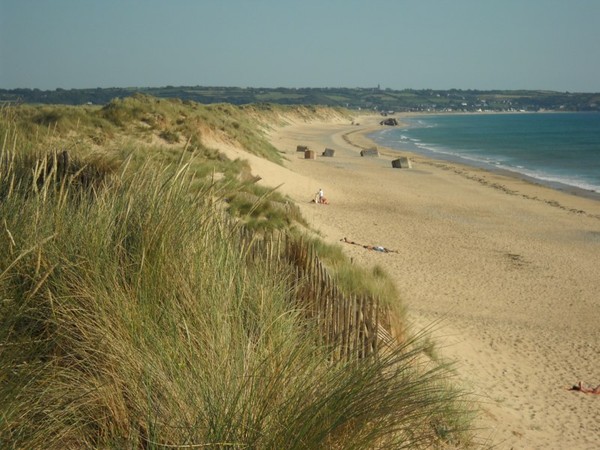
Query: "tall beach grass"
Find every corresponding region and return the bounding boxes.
[0,106,474,448]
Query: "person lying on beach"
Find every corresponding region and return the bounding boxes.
[340,237,397,253]
[569,381,600,394]
[364,244,389,252]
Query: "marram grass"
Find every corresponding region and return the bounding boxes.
[0,134,473,448]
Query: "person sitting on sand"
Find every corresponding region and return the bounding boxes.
[314,188,329,204]
[313,188,329,204]
[569,381,600,394]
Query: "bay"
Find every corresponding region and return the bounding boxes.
[369,112,600,193]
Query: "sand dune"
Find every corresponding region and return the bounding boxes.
[214,113,600,449]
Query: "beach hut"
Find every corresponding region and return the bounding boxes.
[304,150,316,160]
[322,148,335,157]
[297,145,309,152]
[360,147,379,157]
[392,157,412,169]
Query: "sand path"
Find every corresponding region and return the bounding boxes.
[214,114,600,449]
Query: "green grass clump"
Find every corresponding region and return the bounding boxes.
[0,142,473,449]
[226,183,308,232]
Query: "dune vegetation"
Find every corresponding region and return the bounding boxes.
[0,97,474,448]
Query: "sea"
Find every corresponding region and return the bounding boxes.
[368,112,600,195]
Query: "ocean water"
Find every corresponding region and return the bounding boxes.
[369,112,600,194]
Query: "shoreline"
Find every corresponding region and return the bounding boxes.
[364,113,600,203]
[340,117,600,221]
[261,114,600,449]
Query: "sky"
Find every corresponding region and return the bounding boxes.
[1,0,600,92]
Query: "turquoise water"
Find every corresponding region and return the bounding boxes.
[369,112,600,193]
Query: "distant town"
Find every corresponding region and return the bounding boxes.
[1,86,599,112]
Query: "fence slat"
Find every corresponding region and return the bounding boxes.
[261,234,393,362]
[352,295,359,360]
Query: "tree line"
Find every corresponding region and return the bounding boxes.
[2,85,599,112]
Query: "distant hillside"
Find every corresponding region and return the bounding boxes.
[2,85,599,112]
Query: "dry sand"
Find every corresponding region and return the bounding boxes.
[210,113,600,449]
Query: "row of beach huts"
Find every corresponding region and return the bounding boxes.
[296,145,412,169]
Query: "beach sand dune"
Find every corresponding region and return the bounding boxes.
[216,114,600,449]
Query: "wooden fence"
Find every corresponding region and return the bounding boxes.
[241,231,394,361]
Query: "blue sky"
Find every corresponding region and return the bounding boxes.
[1,0,599,92]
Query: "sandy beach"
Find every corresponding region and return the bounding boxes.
[210,113,600,449]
